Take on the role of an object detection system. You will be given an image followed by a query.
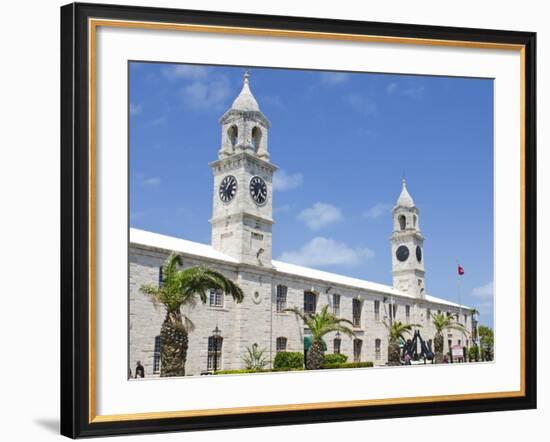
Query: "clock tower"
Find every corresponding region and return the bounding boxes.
[210,72,277,267]
[391,179,426,298]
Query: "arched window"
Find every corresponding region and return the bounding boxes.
[209,288,224,308]
[375,339,381,360]
[398,215,406,230]
[333,337,341,354]
[227,125,238,148]
[413,215,417,227]
[251,126,262,152]
[153,335,161,374]
[353,339,363,362]
[352,298,361,328]
[207,335,223,371]
[304,292,316,315]
[276,337,287,353]
[276,285,287,313]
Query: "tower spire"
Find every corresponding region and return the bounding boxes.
[230,69,259,112]
[397,177,415,208]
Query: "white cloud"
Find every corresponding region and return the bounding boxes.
[181,77,231,112]
[386,82,425,99]
[273,204,293,214]
[278,237,374,268]
[476,301,494,316]
[363,203,392,219]
[130,102,142,116]
[346,93,377,117]
[273,170,303,191]
[147,116,167,126]
[472,281,494,298]
[161,65,209,81]
[320,72,351,86]
[297,202,343,231]
[142,177,161,187]
[402,85,425,99]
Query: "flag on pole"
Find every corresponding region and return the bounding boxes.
[457,264,465,276]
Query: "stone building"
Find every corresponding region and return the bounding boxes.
[129,73,474,377]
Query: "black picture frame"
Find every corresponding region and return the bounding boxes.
[60,2,537,438]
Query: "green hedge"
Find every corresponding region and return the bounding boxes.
[273,351,304,370]
[322,361,373,369]
[213,369,268,375]
[323,353,348,366]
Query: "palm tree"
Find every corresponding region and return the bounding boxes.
[430,312,469,364]
[140,252,244,377]
[285,304,355,370]
[384,321,421,366]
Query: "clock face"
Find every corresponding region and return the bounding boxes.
[249,176,268,205]
[416,245,422,262]
[219,175,237,203]
[396,245,410,262]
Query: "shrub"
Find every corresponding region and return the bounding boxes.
[322,361,373,369]
[323,353,348,366]
[242,343,269,370]
[213,369,268,375]
[271,367,305,372]
[273,351,304,370]
[468,345,479,362]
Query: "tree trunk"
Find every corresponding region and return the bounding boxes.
[306,340,325,370]
[434,332,444,364]
[387,339,401,366]
[160,310,188,377]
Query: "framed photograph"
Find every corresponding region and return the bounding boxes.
[60,2,536,438]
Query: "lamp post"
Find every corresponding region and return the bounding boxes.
[212,325,221,373]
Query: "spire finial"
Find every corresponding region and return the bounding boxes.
[402,171,406,187]
[396,175,415,207]
[229,69,259,112]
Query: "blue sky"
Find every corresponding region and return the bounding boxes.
[129,62,494,328]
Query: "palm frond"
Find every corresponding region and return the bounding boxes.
[430,312,469,335]
[139,254,245,314]
[285,304,355,340]
[178,266,244,304]
[445,323,470,335]
[384,320,421,341]
[163,253,183,282]
[139,284,163,306]
[321,324,356,339]
[283,307,309,324]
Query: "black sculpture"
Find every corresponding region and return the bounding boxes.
[401,330,434,364]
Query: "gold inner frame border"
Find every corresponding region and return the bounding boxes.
[87,17,527,424]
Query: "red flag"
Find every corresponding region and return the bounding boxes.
[457,264,465,276]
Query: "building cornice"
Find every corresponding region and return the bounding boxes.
[210,212,275,225]
[219,108,271,128]
[209,151,278,173]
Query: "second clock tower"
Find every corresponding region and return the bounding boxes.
[391,179,426,298]
[210,72,277,267]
